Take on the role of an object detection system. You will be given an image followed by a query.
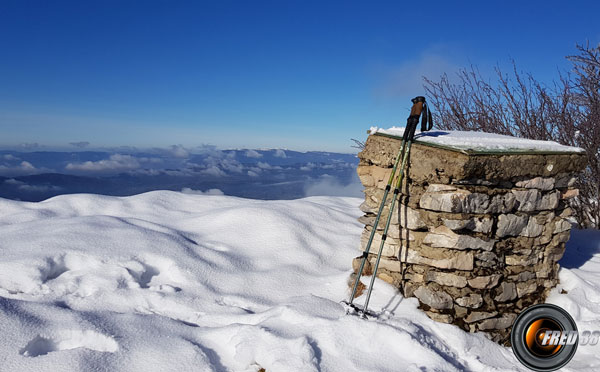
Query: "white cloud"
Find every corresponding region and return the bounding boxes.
[201,166,227,177]
[304,174,363,198]
[2,178,61,192]
[245,150,262,158]
[181,188,224,195]
[274,149,287,158]
[196,149,245,175]
[219,158,244,173]
[4,178,24,185]
[0,161,43,176]
[66,154,140,172]
[247,166,263,173]
[19,161,35,170]
[138,157,163,164]
[168,145,190,158]
[256,161,282,170]
[132,168,163,176]
[3,154,19,160]
[247,170,260,177]
[300,162,316,171]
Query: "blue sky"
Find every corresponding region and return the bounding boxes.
[1,0,599,152]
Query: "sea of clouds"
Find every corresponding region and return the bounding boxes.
[0,145,362,201]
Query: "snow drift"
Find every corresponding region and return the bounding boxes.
[0,191,598,371]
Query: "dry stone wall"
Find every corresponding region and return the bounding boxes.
[352,133,587,344]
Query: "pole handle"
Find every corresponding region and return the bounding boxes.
[409,96,426,117]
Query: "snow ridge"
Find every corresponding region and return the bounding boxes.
[0,191,598,371]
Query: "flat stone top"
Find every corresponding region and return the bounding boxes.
[359,134,587,182]
[369,127,584,154]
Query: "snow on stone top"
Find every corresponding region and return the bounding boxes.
[369,126,584,153]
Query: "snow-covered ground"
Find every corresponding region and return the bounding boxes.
[0,191,598,371]
[369,127,584,153]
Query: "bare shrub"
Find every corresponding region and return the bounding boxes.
[423,43,600,228]
[566,44,600,228]
[350,138,366,151]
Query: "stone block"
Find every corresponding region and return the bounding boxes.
[455,305,468,318]
[377,271,396,285]
[404,272,425,283]
[359,201,375,214]
[475,252,500,268]
[559,207,573,217]
[426,184,458,192]
[357,164,392,188]
[494,282,517,302]
[467,274,502,289]
[561,189,579,199]
[425,311,454,323]
[496,214,528,237]
[426,271,468,288]
[506,254,538,266]
[486,192,517,214]
[424,226,495,251]
[398,204,427,230]
[508,271,536,282]
[515,177,555,190]
[516,280,538,297]
[442,216,493,234]
[370,257,402,273]
[357,215,375,226]
[520,217,544,238]
[414,286,454,310]
[535,264,553,279]
[360,229,398,257]
[455,293,483,308]
[419,188,489,213]
[553,219,572,234]
[512,189,540,212]
[538,191,560,210]
[465,311,498,323]
[478,313,517,330]
[399,247,474,271]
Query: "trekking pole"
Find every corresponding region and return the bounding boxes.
[359,96,432,318]
[345,123,411,312]
[346,96,432,312]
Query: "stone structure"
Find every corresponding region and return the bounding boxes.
[352,131,587,344]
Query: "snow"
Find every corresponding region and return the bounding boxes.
[0,191,598,371]
[369,126,585,153]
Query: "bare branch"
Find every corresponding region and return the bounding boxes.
[350,138,366,151]
[423,43,600,227]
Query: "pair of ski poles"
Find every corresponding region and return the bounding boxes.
[345,96,432,318]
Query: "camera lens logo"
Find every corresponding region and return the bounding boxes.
[511,304,578,371]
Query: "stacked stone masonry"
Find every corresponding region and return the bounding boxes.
[352,133,587,344]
